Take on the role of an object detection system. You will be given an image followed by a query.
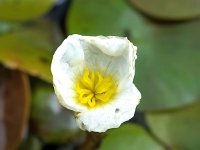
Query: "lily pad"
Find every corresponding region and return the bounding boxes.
[99,124,164,150]
[146,101,200,150]
[68,0,200,111]
[0,0,55,21]
[135,19,200,111]
[0,66,30,150]
[0,21,62,82]
[129,0,200,21]
[68,0,143,36]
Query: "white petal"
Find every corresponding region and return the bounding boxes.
[75,83,141,132]
[51,35,88,112]
[84,36,130,56]
[78,35,137,82]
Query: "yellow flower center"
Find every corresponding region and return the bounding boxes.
[75,68,117,108]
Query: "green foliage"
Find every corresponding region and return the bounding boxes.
[68,0,134,36]
[129,0,200,20]
[147,101,200,150]
[0,0,55,21]
[135,20,200,111]
[99,124,164,150]
[0,21,62,82]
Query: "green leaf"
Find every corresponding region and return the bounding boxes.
[68,0,200,111]
[99,124,164,150]
[0,0,55,21]
[129,0,200,21]
[0,21,62,82]
[135,19,200,111]
[67,0,142,36]
[146,101,200,150]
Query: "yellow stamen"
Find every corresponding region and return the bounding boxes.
[75,68,117,108]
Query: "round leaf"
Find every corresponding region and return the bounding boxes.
[0,0,55,21]
[135,20,200,111]
[129,0,200,21]
[146,101,200,150]
[0,21,62,82]
[67,0,142,36]
[99,124,164,150]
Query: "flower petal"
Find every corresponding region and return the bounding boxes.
[78,35,137,82]
[75,83,141,132]
[51,35,88,112]
[84,36,130,56]
[51,34,141,132]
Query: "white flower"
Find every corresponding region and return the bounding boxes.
[51,34,141,132]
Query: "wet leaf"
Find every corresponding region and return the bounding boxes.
[129,0,200,21]
[135,20,200,111]
[0,20,62,82]
[0,66,30,150]
[146,101,200,150]
[0,0,55,21]
[99,124,164,150]
[68,0,138,36]
[30,81,79,144]
[68,0,200,111]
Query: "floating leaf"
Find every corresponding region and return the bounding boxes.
[68,0,200,111]
[0,0,55,21]
[0,21,62,82]
[146,101,200,150]
[68,0,140,36]
[0,66,30,150]
[129,0,200,21]
[99,124,164,150]
[135,20,200,111]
